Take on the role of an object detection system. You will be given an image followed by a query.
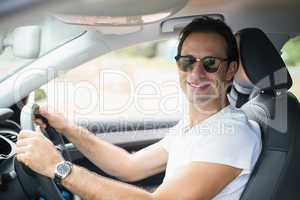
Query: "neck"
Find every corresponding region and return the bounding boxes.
[189,95,229,128]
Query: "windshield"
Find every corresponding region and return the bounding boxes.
[0,48,34,82]
[0,17,86,82]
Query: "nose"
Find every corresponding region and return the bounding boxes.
[188,62,206,79]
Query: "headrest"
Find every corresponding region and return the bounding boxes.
[237,28,293,91]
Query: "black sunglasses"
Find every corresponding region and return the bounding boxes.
[175,55,228,73]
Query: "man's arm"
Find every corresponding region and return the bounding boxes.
[61,162,241,200]
[36,107,168,182]
[16,128,242,200]
[64,125,168,182]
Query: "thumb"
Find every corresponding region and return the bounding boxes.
[38,106,50,118]
[35,125,44,135]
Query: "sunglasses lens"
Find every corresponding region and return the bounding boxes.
[177,56,195,72]
[202,57,220,73]
[176,56,222,73]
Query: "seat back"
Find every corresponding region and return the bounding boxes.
[241,91,300,200]
[236,28,300,200]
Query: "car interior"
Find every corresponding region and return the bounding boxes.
[0,0,300,199]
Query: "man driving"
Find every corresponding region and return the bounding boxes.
[16,17,262,200]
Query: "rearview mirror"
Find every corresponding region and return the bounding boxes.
[13,26,41,59]
[0,25,41,59]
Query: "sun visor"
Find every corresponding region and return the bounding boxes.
[55,0,188,26]
[54,0,188,26]
[161,14,225,33]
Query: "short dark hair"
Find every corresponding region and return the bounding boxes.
[177,16,239,65]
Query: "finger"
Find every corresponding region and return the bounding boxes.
[16,145,30,154]
[35,126,44,136]
[17,154,31,167]
[18,130,36,140]
[16,137,35,147]
[38,106,51,118]
[34,118,47,129]
[16,136,37,147]
[16,152,29,164]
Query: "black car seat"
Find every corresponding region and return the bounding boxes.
[227,30,260,108]
[234,28,300,200]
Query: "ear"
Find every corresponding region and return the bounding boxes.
[225,61,238,81]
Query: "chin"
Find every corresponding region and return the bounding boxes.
[188,94,216,105]
[187,88,217,101]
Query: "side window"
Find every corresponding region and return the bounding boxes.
[33,39,185,121]
[281,35,300,99]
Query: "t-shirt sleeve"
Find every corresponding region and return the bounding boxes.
[157,119,184,152]
[157,136,172,152]
[187,118,261,173]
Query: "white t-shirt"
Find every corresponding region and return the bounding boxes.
[158,104,262,200]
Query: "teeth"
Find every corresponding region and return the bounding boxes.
[188,82,210,88]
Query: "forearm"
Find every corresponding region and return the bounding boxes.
[62,165,154,200]
[63,124,133,180]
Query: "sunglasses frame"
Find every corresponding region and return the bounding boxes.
[175,55,228,73]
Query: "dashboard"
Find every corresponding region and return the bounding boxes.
[0,108,28,199]
[0,109,19,163]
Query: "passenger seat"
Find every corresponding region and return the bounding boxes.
[233,28,300,200]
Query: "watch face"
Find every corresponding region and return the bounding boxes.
[57,163,71,177]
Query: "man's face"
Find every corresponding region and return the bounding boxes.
[178,32,234,106]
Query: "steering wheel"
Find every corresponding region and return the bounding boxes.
[17,102,70,200]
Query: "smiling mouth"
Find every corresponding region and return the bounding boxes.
[187,81,211,91]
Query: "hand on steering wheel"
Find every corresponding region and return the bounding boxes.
[34,105,69,135]
[15,103,71,200]
[16,126,63,178]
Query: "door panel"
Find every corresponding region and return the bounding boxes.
[65,119,178,190]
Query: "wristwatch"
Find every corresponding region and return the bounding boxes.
[54,161,73,185]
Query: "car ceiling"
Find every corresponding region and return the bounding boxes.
[182,0,300,34]
[0,0,299,34]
